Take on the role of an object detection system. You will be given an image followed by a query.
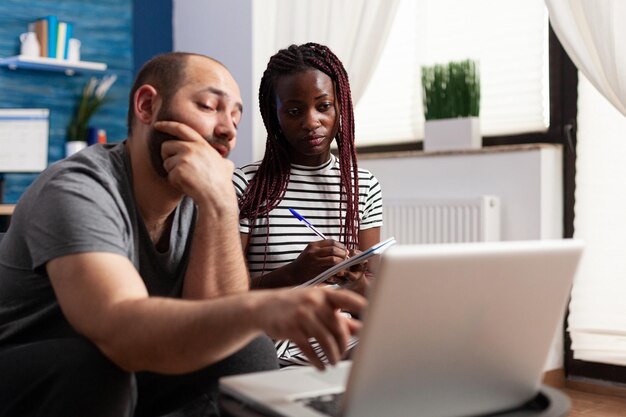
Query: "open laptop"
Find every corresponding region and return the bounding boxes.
[220,239,583,417]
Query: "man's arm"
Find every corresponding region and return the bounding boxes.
[47,251,365,373]
[157,121,249,299]
[181,202,249,298]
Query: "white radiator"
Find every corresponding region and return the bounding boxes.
[381,196,501,244]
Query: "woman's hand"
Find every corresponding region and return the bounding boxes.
[290,239,349,284]
[327,249,372,296]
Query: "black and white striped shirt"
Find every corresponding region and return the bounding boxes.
[233,154,383,278]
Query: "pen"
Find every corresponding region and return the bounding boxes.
[288,208,327,240]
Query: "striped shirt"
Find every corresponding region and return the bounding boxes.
[233,154,384,279]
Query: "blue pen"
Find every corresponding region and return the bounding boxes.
[289,208,327,239]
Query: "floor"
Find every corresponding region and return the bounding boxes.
[564,388,626,416]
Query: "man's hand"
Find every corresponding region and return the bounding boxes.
[252,287,366,370]
[154,120,247,298]
[155,120,236,212]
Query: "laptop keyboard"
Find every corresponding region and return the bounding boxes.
[298,392,344,417]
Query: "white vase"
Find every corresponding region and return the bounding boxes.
[20,32,40,57]
[65,141,87,157]
[423,117,481,152]
[67,38,81,62]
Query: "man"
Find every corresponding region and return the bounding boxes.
[0,52,365,417]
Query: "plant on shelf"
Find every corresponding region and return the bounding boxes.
[67,74,117,143]
[421,59,480,120]
[420,59,481,152]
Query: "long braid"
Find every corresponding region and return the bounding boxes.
[238,43,360,268]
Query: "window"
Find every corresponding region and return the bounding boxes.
[356,0,595,383]
[354,0,550,149]
[565,75,626,382]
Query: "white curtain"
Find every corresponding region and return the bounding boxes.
[545,0,626,365]
[546,0,626,116]
[251,0,400,160]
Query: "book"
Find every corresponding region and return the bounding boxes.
[44,15,58,58]
[56,21,68,60]
[33,18,48,57]
[295,237,397,289]
[64,22,73,60]
[60,22,72,60]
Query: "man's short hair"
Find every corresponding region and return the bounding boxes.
[126,52,222,135]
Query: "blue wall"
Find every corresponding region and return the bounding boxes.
[133,0,172,75]
[0,0,133,203]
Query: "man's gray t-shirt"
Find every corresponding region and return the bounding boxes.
[0,143,195,345]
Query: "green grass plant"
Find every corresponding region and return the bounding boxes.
[422,59,480,120]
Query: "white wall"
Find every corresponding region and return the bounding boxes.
[173,0,254,167]
[360,145,563,241]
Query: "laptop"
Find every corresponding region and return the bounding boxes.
[220,239,583,417]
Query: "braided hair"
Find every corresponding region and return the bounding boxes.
[238,43,360,256]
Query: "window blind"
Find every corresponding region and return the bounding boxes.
[354,0,549,147]
[568,75,626,366]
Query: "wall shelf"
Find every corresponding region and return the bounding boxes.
[0,55,107,76]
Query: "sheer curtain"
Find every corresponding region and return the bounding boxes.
[545,0,626,365]
[546,0,626,115]
[251,0,400,160]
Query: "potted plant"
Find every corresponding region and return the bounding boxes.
[421,59,480,151]
[66,74,116,156]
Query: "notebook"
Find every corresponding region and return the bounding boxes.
[296,237,397,288]
[220,239,583,417]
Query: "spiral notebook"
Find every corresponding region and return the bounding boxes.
[295,237,397,289]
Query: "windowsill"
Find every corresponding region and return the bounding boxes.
[358,143,563,160]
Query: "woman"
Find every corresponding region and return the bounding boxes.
[234,42,383,288]
[233,44,383,364]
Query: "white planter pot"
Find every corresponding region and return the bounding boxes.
[424,117,481,152]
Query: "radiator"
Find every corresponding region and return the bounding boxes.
[381,196,501,244]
